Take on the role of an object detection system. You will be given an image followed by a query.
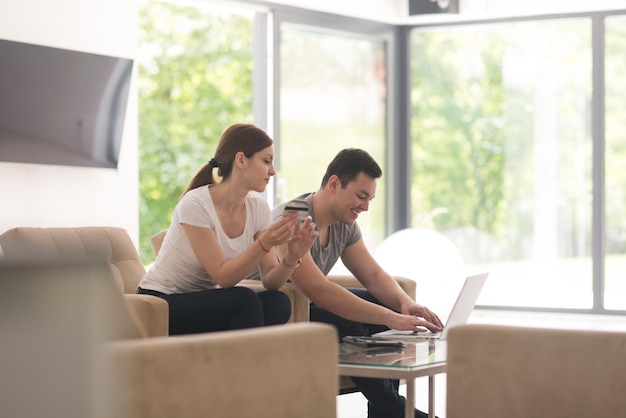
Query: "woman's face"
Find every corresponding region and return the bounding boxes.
[244,145,276,193]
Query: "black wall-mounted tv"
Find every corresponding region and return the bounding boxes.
[0,39,133,169]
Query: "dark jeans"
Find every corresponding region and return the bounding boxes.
[138,286,291,335]
[311,288,417,418]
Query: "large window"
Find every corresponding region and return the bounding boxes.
[604,15,626,310]
[138,1,625,315]
[410,19,593,309]
[138,1,254,262]
[278,25,388,251]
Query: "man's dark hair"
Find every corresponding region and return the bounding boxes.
[321,148,382,188]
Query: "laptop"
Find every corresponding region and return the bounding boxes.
[373,272,489,341]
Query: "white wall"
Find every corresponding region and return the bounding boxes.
[268,0,626,24]
[0,0,139,244]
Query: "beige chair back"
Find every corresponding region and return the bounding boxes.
[0,226,146,294]
[150,229,167,255]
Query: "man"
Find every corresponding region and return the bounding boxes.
[274,148,443,418]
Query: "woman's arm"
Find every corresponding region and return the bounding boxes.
[183,215,297,288]
[257,216,318,290]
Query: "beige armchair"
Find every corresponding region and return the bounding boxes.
[0,226,168,337]
[0,258,338,418]
[446,324,626,418]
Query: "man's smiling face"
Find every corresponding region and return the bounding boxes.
[331,172,377,224]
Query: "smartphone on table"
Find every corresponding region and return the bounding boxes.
[343,336,406,348]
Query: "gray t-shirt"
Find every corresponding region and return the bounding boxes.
[271,193,362,275]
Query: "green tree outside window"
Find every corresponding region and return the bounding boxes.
[138,1,254,263]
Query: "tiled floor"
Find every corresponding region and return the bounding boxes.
[337,309,626,418]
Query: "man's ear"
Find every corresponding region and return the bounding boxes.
[327,174,341,193]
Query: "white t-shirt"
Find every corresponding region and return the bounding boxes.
[138,185,272,294]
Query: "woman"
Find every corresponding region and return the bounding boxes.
[138,124,317,335]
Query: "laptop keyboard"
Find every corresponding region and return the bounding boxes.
[414,331,441,339]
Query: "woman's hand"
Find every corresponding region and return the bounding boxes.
[284,216,318,261]
[257,214,299,249]
[257,215,316,290]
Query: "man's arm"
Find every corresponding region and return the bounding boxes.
[341,239,415,311]
[280,248,441,332]
[341,239,443,328]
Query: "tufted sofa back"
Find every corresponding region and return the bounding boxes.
[0,226,146,294]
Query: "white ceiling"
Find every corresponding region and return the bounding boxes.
[265,0,626,24]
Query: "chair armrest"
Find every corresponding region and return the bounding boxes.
[104,322,338,418]
[238,280,310,322]
[328,274,416,300]
[124,294,169,338]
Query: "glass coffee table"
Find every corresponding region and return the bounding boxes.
[338,340,447,418]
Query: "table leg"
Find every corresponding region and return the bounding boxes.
[406,376,436,418]
[406,379,415,418]
[428,375,435,418]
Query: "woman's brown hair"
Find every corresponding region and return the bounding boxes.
[181,124,273,197]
